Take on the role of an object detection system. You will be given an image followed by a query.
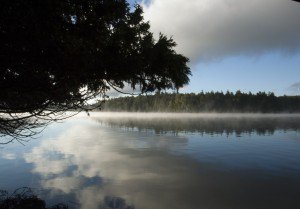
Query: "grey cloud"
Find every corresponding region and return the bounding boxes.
[142,0,300,62]
[288,82,300,94]
[290,82,300,88]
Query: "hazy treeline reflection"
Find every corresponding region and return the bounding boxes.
[94,114,300,136]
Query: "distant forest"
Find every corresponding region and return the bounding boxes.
[101,91,300,113]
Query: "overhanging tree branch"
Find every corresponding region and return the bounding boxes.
[0,0,190,141]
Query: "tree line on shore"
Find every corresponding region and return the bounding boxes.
[101,91,300,113]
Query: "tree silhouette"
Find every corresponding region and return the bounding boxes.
[0,187,68,209]
[0,0,190,139]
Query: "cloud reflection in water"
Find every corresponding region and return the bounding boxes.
[23,116,300,209]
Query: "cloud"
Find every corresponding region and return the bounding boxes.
[1,153,16,160]
[287,82,300,94]
[290,82,300,88]
[142,0,300,62]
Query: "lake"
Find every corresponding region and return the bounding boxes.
[0,113,300,209]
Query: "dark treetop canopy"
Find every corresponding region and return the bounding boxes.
[0,0,190,139]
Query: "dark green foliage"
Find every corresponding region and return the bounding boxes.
[0,188,68,209]
[102,91,300,113]
[0,0,190,138]
[0,0,190,111]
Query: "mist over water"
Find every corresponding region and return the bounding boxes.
[91,112,300,118]
[92,112,300,135]
[1,112,300,209]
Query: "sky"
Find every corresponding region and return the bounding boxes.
[127,0,300,96]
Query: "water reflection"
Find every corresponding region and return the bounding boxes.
[24,124,191,209]
[0,187,134,209]
[0,187,68,209]
[92,113,300,136]
[101,196,134,209]
[21,118,300,209]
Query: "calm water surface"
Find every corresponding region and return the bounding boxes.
[0,113,300,209]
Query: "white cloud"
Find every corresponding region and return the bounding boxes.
[142,0,300,62]
[1,152,16,160]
